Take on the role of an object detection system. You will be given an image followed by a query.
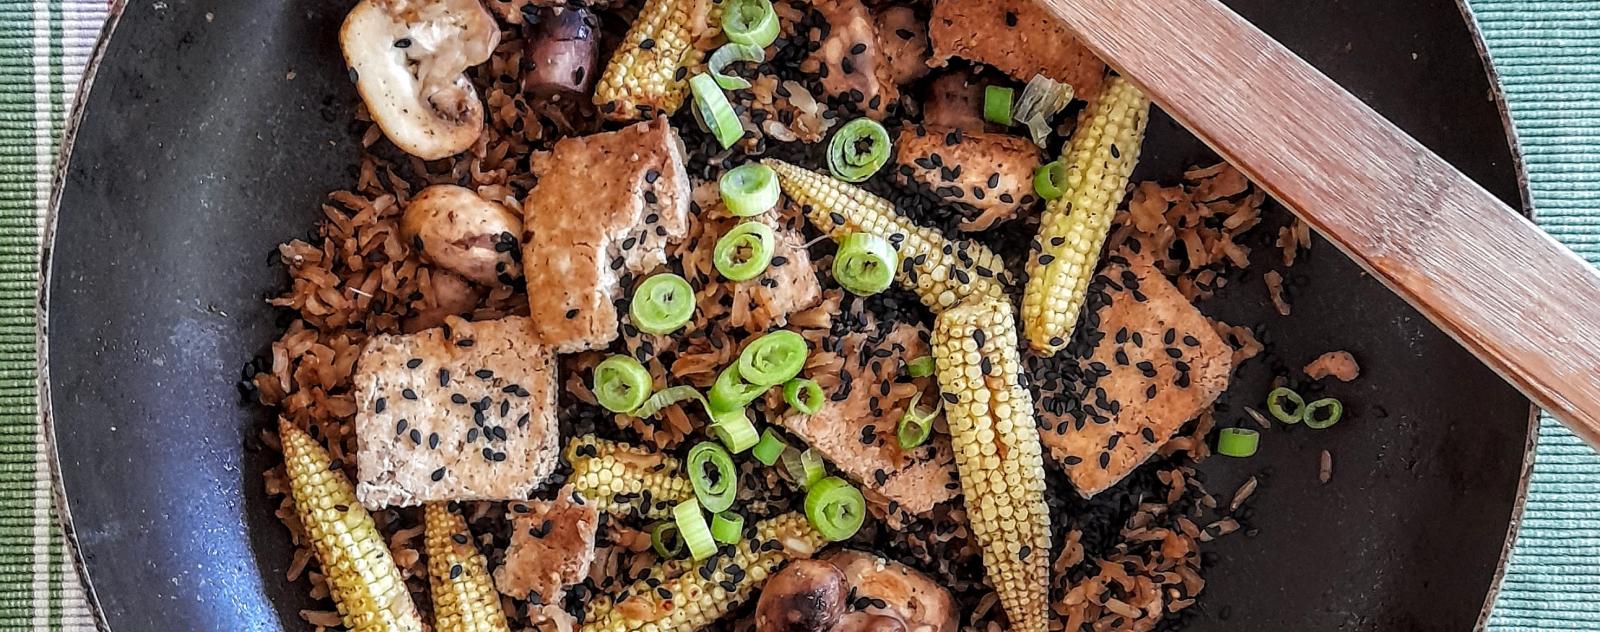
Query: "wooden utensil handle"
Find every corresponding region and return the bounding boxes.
[1035,0,1600,444]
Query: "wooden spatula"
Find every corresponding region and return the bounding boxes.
[1032,0,1600,445]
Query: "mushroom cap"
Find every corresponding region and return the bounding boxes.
[833,613,908,632]
[824,550,957,632]
[756,559,849,632]
[401,184,523,285]
[340,0,499,160]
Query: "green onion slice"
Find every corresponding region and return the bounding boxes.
[631,273,696,335]
[720,0,779,47]
[783,378,824,415]
[778,446,811,489]
[650,522,684,558]
[710,406,760,453]
[1013,74,1075,147]
[805,476,866,541]
[712,511,745,544]
[827,118,892,182]
[832,232,898,296]
[673,498,718,560]
[714,221,776,281]
[593,355,652,413]
[1267,386,1307,424]
[690,73,744,149]
[800,448,826,487]
[1033,161,1067,201]
[630,384,706,418]
[687,441,737,513]
[896,391,941,450]
[1303,398,1344,429]
[1217,428,1260,458]
[719,163,780,217]
[708,365,767,412]
[738,330,809,386]
[753,429,788,466]
[984,86,1014,125]
[905,356,935,378]
[708,42,765,90]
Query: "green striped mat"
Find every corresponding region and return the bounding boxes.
[0,0,1597,630]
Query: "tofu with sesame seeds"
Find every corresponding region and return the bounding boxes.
[495,484,601,603]
[520,117,691,352]
[352,315,560,509]
[811,0,898,119]
[1036,250,1232,498]
[736,220,822,328]
[928,0,1105,98]
[893,124,1042,232]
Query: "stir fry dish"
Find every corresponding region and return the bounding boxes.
[244,0,1350,630]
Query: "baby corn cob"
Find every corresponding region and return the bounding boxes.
[425,502,511,632]
[930,299,1050,632]
[764,159,1009,312]
[567,435,695,520]
[1021,76,1150,355]
[279,420,423,632]
[581,512,827,632]
[593,0,717,120]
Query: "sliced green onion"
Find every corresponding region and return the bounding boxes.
[896,392,941,450]
[712,512,745,544]
[690,73,744,149]
[650,522,684,558]
[905,356,935,378]
[738,330,809,386]
[783,378,824,415]
[593,355,652,413]
[631,273,696,335]
[631,385,706,418]
[1267,386,1306,424]
[1304,398,1344,429]
[673,498,718,560]
[753,429,788,466]
[719,163,780,217]
[984,86,1014,125]
[1217,428,1260,458]
[778,446,811,489]
[709,365,767,412]
[832,233,898,296]
[800,448,826,487]
[827,118,892,182]
[1033,161,1067,201]
[708,42,765,90]
[720,0,779,47]
[714,221,776,281]
[710,406,760,453]
[687,442,737,513]
[805,476,866,541]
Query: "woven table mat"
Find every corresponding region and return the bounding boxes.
[0,0,1594,630]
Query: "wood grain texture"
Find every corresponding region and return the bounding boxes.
[1033,0,1600,445]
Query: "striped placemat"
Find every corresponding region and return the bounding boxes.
[0,0,1593,630]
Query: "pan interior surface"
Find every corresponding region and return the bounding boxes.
[44,0,1529,631]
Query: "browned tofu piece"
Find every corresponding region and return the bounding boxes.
[812,0,898,119]
[893,125,1042,232]
[521,118,691,352]
[874,6,930,87]
[922,70,987,133]
[1036,250,1232,498]
[782,323,959,517]
[353,316,561,509]
[928,0,1105,97]
[737,221,822,328]
[495,485,601,603]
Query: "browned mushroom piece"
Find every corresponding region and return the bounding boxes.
[832,613,908,632]
[922,71,987,133]
[823,551,957,632]
[522,7,601,103]
[755,559,849,632]
[873,6,929,87]
[812,0,898,119]
[401,270,481,333]
[401,184,524,286]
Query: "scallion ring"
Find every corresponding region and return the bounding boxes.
[719,163,780,217]
[712,512,745,544]
[1267,386,1306,424]
[738,330,809,386]
[1033,161,1067,201]
[832,232,898,296]
[673,498,718,560]
[650,522,684,558]
[630,384,706,418]
[708,42,765,90]
[827,118,892,182]
[984,86,1014,125]
[778,446,811,489]
[798,448,826,487]
[720,0,779,47]
[896,391,941,450]
[753,429,788,466]
[905,356,935,378]
[687,441,737,513]
[783,378,824,415]
[708,365,767,412]
[593,355,652,413]
[709,406,760,453]
[805,476,866,541]
[689,73,744,149]
[1304,398,1344,429]
[714,221,776,281]
[1217,428,1260,458]
[631,273,695,335]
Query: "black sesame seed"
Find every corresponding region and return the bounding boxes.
[1005,11,1018,26]
[439,369,451,387]
[432,467,446,481]
[452,394,468,404]
[850,42,866,55]
[639,38,656,49]
[407,358,423,369]
[375,398,387,414]
[429,433,440,449]
[402,388,418,400]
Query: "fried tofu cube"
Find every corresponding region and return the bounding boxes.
[495,485,601,603]
[893,125,1042,232]
[928,0,1105,98]
[353,316,561,509]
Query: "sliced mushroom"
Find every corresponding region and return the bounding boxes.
[401,184,523,286]
[401,270,481,332]
[824,551,956,632]
[522,7,601,102]
[922,70,986,133]
[755,559,849,632]
[833,613,908,632]
[873,6,929,87]
[340,0,500,160]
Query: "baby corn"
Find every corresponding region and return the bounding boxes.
[594,0,717,120]
[582,512,826,632]
[1021,76,1150,355]
[425,503,511,632]
[930,299,1050,632]
[279,420,423,632]
[567,435,694,520]
[764,158,1010,312]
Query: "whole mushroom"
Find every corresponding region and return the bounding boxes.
[401,184,524,286]
[824,551,957,632]
[755,559,849,632]
[522,6,601,102]
[833,613,907,632]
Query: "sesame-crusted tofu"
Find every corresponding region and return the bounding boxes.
[353,315,560,509]
[812,0,898,119]
[737,221,822,328]
[495,485,601,603]
[893,125,1042,232]
[928,0,1104,97]
[521,118,691,352]
[875,6,930,87]
[1036,250,1232,498]
[782,322,959,518]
